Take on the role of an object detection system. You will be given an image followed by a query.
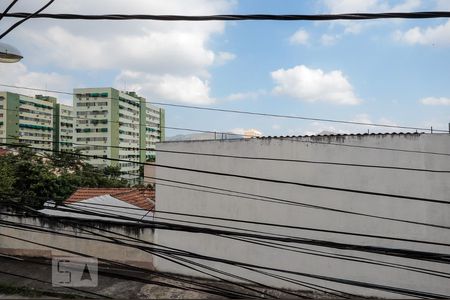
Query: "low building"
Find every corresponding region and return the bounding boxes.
[154,132,450,298]
[41,187,155,221]
[0,188,156,269]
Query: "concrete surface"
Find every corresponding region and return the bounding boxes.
[154,133,450,298]
[0,211,154,270]
[0,256,332,299]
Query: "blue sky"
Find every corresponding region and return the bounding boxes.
[1,0,449,137]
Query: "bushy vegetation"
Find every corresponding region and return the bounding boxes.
[0,148,128,209]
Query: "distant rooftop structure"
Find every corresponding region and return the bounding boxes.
[166,128,262,142]
[256,131,427,140]
[164,131,439,144]
[66,188,154,210]
[40,188,155,223]
[0,148,10,156]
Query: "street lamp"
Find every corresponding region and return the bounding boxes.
[0,41,23,63]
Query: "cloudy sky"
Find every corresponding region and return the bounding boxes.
[1,0,449,137]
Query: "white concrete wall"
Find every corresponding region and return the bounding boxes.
[144,164,156,185]
[0,213,154,269]
[154,133,450,298]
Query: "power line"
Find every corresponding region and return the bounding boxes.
[0,106,246,139]
[0,0,55,40]
[2,141,449,206]
[146,101,447,133]
[0,208,340,298]
[7,141,450,232]
[0,270,110,299]
[223,235,450,280]
[159,248,450,299]
[2,11,450,22]
[47,202,450,249]
[4,104,450,158]
[4,135,450,173]
[4,203,450,283]
[63,202,450,279]
[3,141,450,233]
[19,207,444,299]
[0,251,253,299]
[154,148,450,173]
[10,202,449,264]
[1,207,445,298]
[6,198,450,297]
[1,82,448,133]
[0,205,345,298]
[0,222,265,299]
[147,164,450,205]
[72,188,450,231]
[1,144,448,294]
[0,0,19,22]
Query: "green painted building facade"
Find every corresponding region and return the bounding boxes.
[1,89,164,185]
[0,92,66,150]
[73,87,165,185]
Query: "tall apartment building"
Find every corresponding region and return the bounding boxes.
[0,92,57,150]
[73,87,165,185]
[145,103,165,161]
[53,103,74,152]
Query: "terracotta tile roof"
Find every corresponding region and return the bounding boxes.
[114,189,155,211]
[65,188,155,210]
[0,148,10,156]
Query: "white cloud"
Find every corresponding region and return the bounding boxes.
[350,114,399,129]
[272,124,281,130]
[230,128,263,137]
[391,0,422,11]
[0,63,74,104]
[226,90,266,101]
[435,0,450,10]
[287,114,399,136]
[323,0,421,13]
[289,29,310,45]
[419,97,450,106]
[321,34,340,46]
[271,65,361,105]
[394,20,450,46]
[115,71,214,105]
[10,0,235,105]
[24,26,223,75]
[323,0,380,13]
[322,0,422,35]
[215,52,236,65]
[351,113,373,124]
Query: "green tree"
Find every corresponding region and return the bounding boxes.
[0,154,15,200]
[0,147,129,209]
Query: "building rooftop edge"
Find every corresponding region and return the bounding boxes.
[161,132,449,144]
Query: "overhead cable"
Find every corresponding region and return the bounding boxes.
[6,201,449,264]
[0,211,438,299]
[0,0,55,39]
[0,82,448,133]
[0,0,19,22]
[3,135,450,173]
[2,142,449,205]
[2,11,450,22]
[2,142,450,233]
